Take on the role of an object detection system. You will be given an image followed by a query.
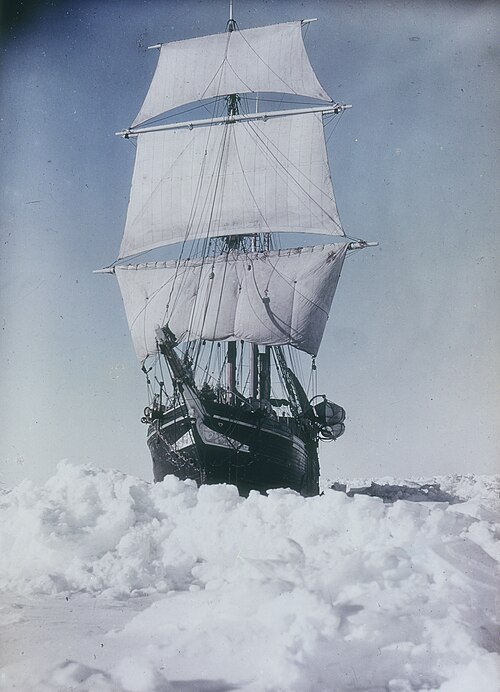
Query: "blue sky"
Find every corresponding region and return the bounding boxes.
[1,0,498,486]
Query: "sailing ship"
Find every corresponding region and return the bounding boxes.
[98,9,376,497]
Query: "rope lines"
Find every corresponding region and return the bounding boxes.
[244,116,344,234]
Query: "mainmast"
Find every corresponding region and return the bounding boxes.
[224,0,240,406]
[225,14,239,117]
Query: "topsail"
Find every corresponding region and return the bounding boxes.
[132,21,331,127]
[120,111,343,259]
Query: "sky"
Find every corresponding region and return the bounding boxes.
[1,0,498,487]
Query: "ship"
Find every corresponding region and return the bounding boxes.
[97,6,376,497]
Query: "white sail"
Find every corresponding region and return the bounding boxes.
[116,243,348,361]
[119,111,343,259]
[132,21,331,127]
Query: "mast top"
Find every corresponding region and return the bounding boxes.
[226,0,236,32]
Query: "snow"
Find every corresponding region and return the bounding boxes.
[0,462,498,691]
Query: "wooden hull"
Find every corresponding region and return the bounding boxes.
[147,401,320,497]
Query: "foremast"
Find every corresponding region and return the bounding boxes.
[223,11,245,410]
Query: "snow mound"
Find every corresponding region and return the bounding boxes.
[1,461,499,691]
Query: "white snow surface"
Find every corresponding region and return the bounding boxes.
[0,461,498,691]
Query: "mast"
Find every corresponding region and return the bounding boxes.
[226,0,236,32]
[259,347,271,403]
[224,0,239,406]
[226,340,237,405]
[250,344,259,399]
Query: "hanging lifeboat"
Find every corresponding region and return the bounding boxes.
[311,397,346,440]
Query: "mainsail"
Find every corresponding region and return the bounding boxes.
[132,21,331,127]
[116,244,348,362]
[119,112,344,259]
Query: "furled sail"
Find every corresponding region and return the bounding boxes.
[116,243,348,361]
[132,21,331,127]
[119,111,343,259]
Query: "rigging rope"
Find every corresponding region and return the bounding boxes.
[244,117,345,234]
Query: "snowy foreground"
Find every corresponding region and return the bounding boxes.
[0,463,498,691]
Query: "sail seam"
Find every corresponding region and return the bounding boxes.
[231,126,272,233]
[245,117,344,234]
[233,22,304,97]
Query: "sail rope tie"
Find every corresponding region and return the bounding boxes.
[325,109,345,144]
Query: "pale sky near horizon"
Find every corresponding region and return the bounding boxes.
[1,0,499,487]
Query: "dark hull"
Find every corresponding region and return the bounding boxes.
[147,401,320,497]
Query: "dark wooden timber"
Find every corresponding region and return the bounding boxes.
[147,397,320,496]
